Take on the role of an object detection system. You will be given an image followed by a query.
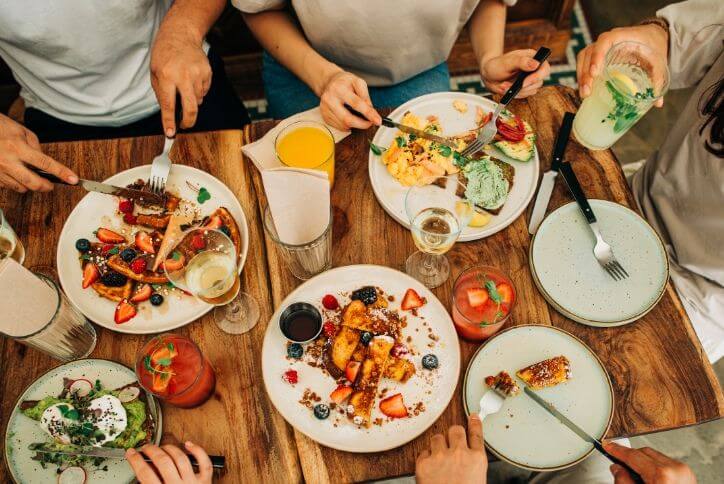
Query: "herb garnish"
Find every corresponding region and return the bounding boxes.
[395,136,406,148]
[438,145,452,157]
[369,142,386,156]
[197,187,211,204]
[604,81,655,133]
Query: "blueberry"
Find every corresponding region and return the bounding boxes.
[220,225,231,237]
[422,354,439,370]
[150,294,164,306]
[287,343,304,359]
[313,403,330,420]
[75,238,91,253]
[120,248,136,263]
[351,286,377,305]
[360,332,373,345]
[100,271,127,287]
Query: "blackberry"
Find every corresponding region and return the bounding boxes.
[150,294,164,306]
[360,332,373,345]
[100,271,127,287]
[421,354,439,370]
[313,403,330,420]
[220,225,231,237]
[287,343,304,359]
[120,248,136,263]
[75,238,91,253]
[351,286,377,305]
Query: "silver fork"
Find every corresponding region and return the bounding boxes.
[461,47,551,158]
[149,137,173,195]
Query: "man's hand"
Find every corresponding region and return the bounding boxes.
[150,29,211,137]
[604,442,697,484]
[318,70,382,131]
[481,49,551,98]
[576,24,668,106]
[416,413,487,484]
[126,442,213,484]
[0,114,77,193]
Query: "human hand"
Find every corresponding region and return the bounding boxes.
[604,442,696,484]
[480,49,551,99]
[576,24,668,106]
[318,70,382,131]
[415,413,487,484]
[150,28,212,137]
[0,113,77,193]
[126,442,213,484]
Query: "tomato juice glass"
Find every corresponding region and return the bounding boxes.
[136,333,216,408]
[451,265,516,342]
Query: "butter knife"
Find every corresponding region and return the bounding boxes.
[32,445,225,469]
[380,117,459,149]
[527,111,575,234]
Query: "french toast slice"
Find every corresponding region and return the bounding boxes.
[204,207,242,263]
[107,255,168,284]
[136,213,171,230]
[348,335,394,426]
[326,326,361,377]
[91,279,134,302]
[516,356,571,389]
[341,300,374,331]
[384,357,416,383]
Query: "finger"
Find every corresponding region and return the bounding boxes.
[320,103,347,131]
[19,144,77,185]
[416,449,431,464]
[448,425,468,449]
[154,79,177,138]
[329,97,372,130]
[5,158,53,192]
[193,78,205,104]
[576,46,590,88]
[610,464,637,484]
[178,83,199,129]
[140,445,182,482]
[483,81,507,96]
[639,446,676,466]
[346,94,381,126]
[603,443,658,480]
[185,441,213,482]
[467,414,484,450]
[654,97,664,108]
[351,79,381,125]
[161,445,195,480]
[126,448,163,484]
[0,173,27,193]
[430,433,447,454]
[507,49,539,74]
[578,48,594,97]
[589,35,615,79]
[522,61,551,88]
[23,128,41,151]
[517,82,545,99]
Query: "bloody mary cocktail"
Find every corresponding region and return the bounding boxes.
[136,333,216,408]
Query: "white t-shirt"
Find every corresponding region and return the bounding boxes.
[0,0,172,127]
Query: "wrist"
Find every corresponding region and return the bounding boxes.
[309,55,343,97]
[638,19,669,57]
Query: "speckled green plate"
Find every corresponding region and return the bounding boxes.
[4,359,162,484]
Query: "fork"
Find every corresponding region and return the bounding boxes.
[558,163,629,281]
[149,136,173,195]
[461,47,551,158]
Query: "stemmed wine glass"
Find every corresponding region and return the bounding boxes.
[404,175,474,288]
[164,227,259,334]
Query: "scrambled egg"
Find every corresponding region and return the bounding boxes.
[381,113,464,186]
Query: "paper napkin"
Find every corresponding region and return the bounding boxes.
[242,107,349,171]
[261,167,331,245]
[0,258,59,337]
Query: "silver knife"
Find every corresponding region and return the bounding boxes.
[527,111,575,234]
[32,445,226,469]
[381,117,459,149]
[524,387,643,483]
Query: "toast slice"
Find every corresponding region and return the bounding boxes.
[433,157,514,216]
[516,356,571,390]
[136,213,171,230]
[203,207,242,264]
[91,279,134,302]
[383,357,416,383]
[107,255,168,284]
[326,326,361,377]
[348,335,394,426]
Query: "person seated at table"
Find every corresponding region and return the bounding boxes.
[233,0,551,130]
[576,0,724,363]
[0,0,249,193]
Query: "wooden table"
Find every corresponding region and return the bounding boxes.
[1,86,722,483]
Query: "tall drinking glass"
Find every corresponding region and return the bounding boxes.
[275,120,336,186]
[573,41,670,150]
[0,208,25,264]
[404,175,474,288]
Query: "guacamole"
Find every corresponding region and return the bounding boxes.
[463,157,509,210]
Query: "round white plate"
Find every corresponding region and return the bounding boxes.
[463,325,613,471]
[531,200,668,326]
[5,359,162,484]
[57,164,249,334]
[368,91,540,241]
[262,264,461,452]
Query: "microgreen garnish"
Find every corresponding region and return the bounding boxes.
[395,136,406,148]
[171,251,181,261]
[408,133,417,141]
[94,379,102,391]
[156,358,172,366]
[485,279,502,304]
[453,151,471,168]
[438,145,452,157]
[197,187,211,204]
[106,247,119,256]
[167,342,175,352]
[143,355,154,372]
[80,254,92,261]
[369,142,386,156]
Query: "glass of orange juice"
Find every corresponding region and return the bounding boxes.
[275,121,336,186]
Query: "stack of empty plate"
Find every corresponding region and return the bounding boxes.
[530,200,669,327]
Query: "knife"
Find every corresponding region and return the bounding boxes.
[31,168,166,206]
[528,111,575,234]
[32,445,226,469]
[380,117,459,149]
[524,387,643,483]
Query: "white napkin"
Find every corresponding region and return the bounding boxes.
[0,258,59,337]
[261,167,331,245]
[242,107,349,171]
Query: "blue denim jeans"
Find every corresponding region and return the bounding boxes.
[262,51,451,119]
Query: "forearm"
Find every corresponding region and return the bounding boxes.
[469,0,507,66]
[157,0,227,45]
[242,10,341,96]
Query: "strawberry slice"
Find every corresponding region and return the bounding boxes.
[82,263,99,289]
[190,234,206,250]
[203,215,222,230]
[118,199,134,214]
[114,299,137,324]
[497,283,514,305]
[467,288,489,308]
[330,385,353,404]
[379,393,408,418]
[401,288,425,311]
[130,284,152,303]
[135,231,155,254]
[345,361,361,382]
[96,228,125,244]
[130,258,147,274]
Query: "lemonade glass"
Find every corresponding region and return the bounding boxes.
[275,120,336,186]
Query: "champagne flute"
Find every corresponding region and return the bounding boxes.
[404,175,474,288]
[0,208,25,264]
[164,227,259,334]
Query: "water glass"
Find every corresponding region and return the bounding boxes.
[0,208,25,264]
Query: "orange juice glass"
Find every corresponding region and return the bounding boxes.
[275,121,335,186]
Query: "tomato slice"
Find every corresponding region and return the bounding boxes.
[496,115,526,142]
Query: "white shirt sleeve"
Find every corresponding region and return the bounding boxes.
[501,0,517,5]
[231,0,286,14]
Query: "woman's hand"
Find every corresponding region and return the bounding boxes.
[318,70,382,131]
[0,114,77,193]
[415,413,488,484]
[480,49,551,98]
[126,442,213,484]
[604,442,697,484]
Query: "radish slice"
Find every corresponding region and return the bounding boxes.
[69,379,93,397]
[118,386,141,403]
[58,466,86,484]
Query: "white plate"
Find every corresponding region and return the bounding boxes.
[4,359,162,484]
[463,325,613,471]
[531,200,668,326]
[262,264,461,452]
[368,91,540,241]
[57,164,249,334]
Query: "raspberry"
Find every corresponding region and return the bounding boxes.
[130,258,147,274]
[323,321,337,338]
[101,244,115,253]
[123,213,137,225]
[191,234,206,250]
[283,369,298,385]
[322,294,339,310]
[118,199,133,213]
